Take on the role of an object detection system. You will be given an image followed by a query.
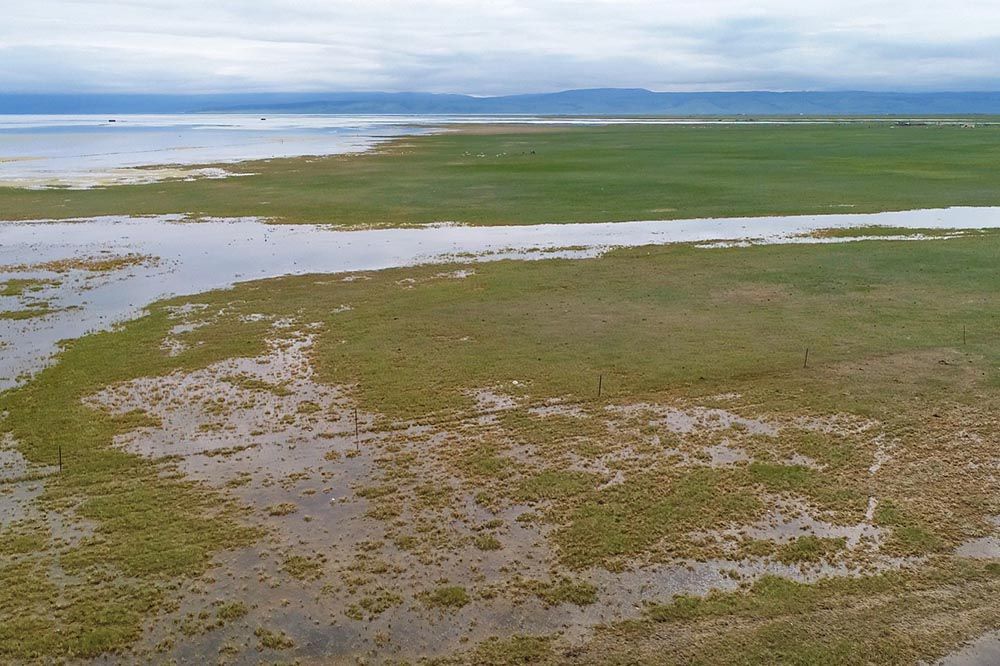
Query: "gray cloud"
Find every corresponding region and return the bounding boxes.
[3,0,1000,93]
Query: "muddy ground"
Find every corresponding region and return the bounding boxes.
[48,311,975,664]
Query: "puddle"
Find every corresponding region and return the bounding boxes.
[0,448,47,527]
[735,498,884,551]
[607,402,778,437]
[468,388,521,412]
[704,441,751,466]
[868,434,896,475]
[3,207,1000,391]
[0,434,93,548]
[956,537,1000,558]
[0,434,34,483]
[938,632,1000,665]
[792,413,879,436]
[528,404,589,419]
[955,515,1000,559]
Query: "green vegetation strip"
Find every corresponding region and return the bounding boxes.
[4,124,1000,225]
[0,305,55,321]
[0,278,59,297]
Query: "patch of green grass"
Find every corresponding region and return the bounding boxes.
[474,534,503,551]
[747,462,816,491]
[466,635,556,665]
[0,253,152,273]
[251,234,1000,424]
[530,578,598,606]
[515,470,597,502]
[874,499,946,555]
[355,484,398,499]
[0,523,48,556]
[748,462,866,516]
[282,554,326,581]
[0,278,59,296]
[420,585,470,610]
[414,482,454,509]
[459,449,515,478]
[8,125,1000,226]
[557,468,762,568]
[254,626,294,651]
[179,610,216,636]
[738,538,778,559]
[644,566,971,625]
[775,536,847,564]
[266,502,298,516]
[779,429,865,471]
[498,409,606,450]
[347,588,403,620]
[0,558,162,659]
[215,601,248,622]
[0,304,54,320]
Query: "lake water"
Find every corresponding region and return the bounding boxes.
[2,206,999,391]
[0,114,440,188]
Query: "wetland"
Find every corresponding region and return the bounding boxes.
[1,121,999,664]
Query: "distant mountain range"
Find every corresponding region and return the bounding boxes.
[5,89,1000,115]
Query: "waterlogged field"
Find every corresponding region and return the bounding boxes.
[4,123,1000,225]
[2,230,999,663]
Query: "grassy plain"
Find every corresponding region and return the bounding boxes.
[3,123,1000,225]
[2,231,999,661]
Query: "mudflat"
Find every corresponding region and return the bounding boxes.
[3,228,999,663]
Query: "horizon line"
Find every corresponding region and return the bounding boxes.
[7,88,1000,97]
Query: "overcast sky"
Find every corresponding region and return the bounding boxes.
[4,0,1000,94]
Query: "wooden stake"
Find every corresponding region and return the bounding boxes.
[598,374,603,398]
[803,348,810,369]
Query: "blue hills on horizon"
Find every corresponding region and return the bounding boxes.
[5,89,1000,115]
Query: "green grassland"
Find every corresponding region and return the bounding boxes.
[4,123,1000,225]
[2,231,999,661]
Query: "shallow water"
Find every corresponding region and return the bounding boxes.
[1,206,999,391]
[939,633,1000,666]
[78,327,906,662]
[0,114,439,188]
